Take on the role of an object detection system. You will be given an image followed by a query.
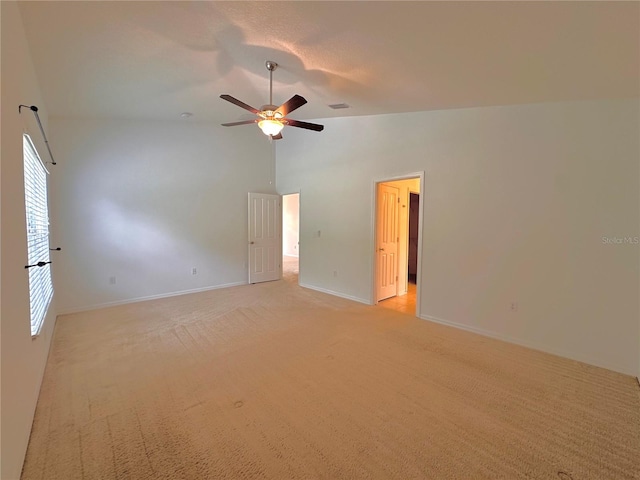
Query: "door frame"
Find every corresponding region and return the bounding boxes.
[371,172,425,316]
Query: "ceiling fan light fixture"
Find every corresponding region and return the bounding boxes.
[258,119,284,136]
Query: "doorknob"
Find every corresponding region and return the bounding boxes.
[379,247,385,251]
[250,241,255,244]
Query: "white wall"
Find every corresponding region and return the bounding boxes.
[276,99,640,377]
[50,117,274,313]
[1,3,59,478]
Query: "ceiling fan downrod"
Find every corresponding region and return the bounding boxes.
[265,61,277,106]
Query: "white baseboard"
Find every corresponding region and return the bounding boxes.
[299,283,371,305]
[58,281,247,315]
[419,313,635,377]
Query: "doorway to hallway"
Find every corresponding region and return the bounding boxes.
[282,193,299,283]
[374,175,423,316]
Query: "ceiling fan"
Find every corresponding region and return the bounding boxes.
[220,61,324,140]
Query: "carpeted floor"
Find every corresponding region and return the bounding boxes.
[21,263,640,479]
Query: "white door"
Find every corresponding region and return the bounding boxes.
[376,184,399,301]
[248,192,282,283]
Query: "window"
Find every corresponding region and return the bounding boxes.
[23,134,53,336]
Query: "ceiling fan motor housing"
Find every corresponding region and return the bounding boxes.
[259,105,283,120]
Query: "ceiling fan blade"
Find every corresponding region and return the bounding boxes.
[271,133,283,140]
[220,94,260,114]
[221,119,258,127]
[275,95,307,117]
[286,119,324,132]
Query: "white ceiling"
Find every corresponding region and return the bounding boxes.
[17,1,639,124]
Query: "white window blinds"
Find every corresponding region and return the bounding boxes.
[23,134,53,336]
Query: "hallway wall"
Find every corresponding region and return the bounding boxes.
[283,193,300,257]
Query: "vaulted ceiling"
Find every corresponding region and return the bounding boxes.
[18,1,639,123]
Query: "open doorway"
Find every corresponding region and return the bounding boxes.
[408,192,419,285]
[282,193,299,283]
[374,175,422,315]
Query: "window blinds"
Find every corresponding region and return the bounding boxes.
[23,134,53,336]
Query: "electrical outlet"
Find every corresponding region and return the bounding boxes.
[333,270,338,277]
[109,276,116,285]
[191,267,197,275]
[510,302,518,312]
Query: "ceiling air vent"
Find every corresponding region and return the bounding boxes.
[328,103,350,110]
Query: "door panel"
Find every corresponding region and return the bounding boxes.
[248,193,281,283]
[376,184,399,301]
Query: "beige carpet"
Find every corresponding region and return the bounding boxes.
[22,263,640,480]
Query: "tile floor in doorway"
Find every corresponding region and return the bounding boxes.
[378,282,416,314]
[285,255,416,315]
